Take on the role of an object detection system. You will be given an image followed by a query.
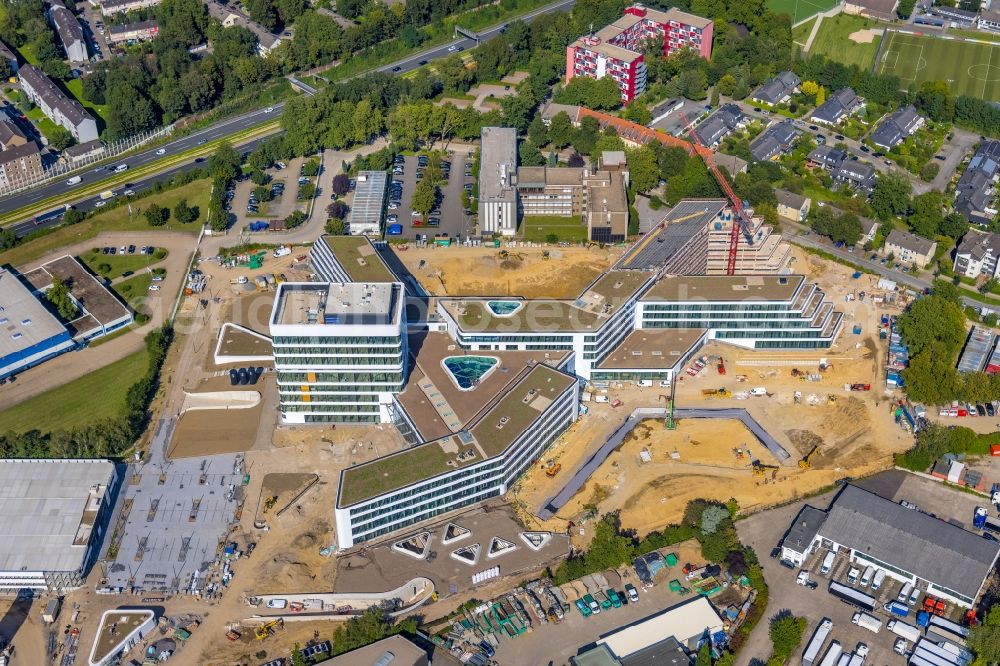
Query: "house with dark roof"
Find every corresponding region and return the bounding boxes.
[693,104,746,148]
[780,484,1000,607]
[884,228,937,267]
[807,145,846,170]
[775,190,810,222]
[809,88,864,126]
[48,1,87,64]
[749,120,800,162]
[835,158,876,191]
[869,105,924,151]
[979,8,1000,31]
[0,40,19,74]
[750,71,801,106]
[931,5,977,23]
[17,65,98,144]
[955,140,1000,226]
[713,153,747,175]
[955,230,1000,279]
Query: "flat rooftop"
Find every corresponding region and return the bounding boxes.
[321,235,396,283]
[641,274,804,302]
[396,332,567,441]
[272,282,400,326]
[442,299,607,332]
[0,269,68,358]
[338,363,576,507]
[90,609,155,666]
[480,127,518,202]
[346,170,387,229]
[596,329,707,369]
[618,199,726,270]
[581,270,654,308]
[23,255,131,329]
[0,459,116,573]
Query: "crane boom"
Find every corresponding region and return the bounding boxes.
[676,111,754,275]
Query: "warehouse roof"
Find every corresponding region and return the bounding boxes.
[0,459,117,574]
[0,268,69,360]
[597,597,723,656]
[821,485,1000,599]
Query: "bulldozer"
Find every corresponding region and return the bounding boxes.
[262,496,278,514]
[255,619,283,640]
[498,249,523,261]
[799,445,819,470]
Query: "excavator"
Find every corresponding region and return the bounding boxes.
[262,496,277,514]
[255,619,283,640]
[752,460,779,479]
[799,446,819,469]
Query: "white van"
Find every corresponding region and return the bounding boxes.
[908,585,921,605]
[821,551,835,575]
[114,164,128,173]
[897,582,913,604]
[66,175,81,185]
[750,387,768,396]
[637,380,652,388]
[871,569,885,591]
[273,246,291,258]
[860,566,875,587]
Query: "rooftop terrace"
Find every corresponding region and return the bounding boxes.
[322,236,396,283]
[641,274,803,303]
[596,329,707,369]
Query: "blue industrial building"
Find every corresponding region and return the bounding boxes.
[0,268,75,380]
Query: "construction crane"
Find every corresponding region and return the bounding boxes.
[676,110,754,275]
[799,446,819,469]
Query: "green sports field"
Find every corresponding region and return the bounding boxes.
[877,31,1000,102]
[766,0,839,25]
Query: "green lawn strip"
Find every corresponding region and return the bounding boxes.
[809,14,887,68]
[113,272,154,311]
[25,107,63,144]
[79,247,168,279]
[520,215,589,243]
[16,43,39,66]
[793,17,817,46]
[0,121,279,227]
[767,0,838,25]
[0,179,209,267]
[64,78,109,125]
[0,349,148,434]
[947,29,1000,44]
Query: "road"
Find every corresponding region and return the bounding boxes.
[1,0,578,228]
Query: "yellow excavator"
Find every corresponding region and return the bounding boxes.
[255,619,283,640]
[799,446,819,469]
[752,460,779,478]
[262,496,277,514]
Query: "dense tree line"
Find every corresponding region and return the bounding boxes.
[0,326,172,459]
[0,0,70,80]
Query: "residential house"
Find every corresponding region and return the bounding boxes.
[539,102,581,127]
[807,145,847,170]
[955,140,1000,225]
[18,65,98,144]
[775,190,810,222]
[809,88,864,126]
[0,118,43,189]
[99,0,161,15]
[883,228,937,267]
[869,105,924,151]
[649,98,685,124]
[204,0,283,55]
[693,104,746,148]
[750,120,800,162]
[750,71,801,106]
[62,139,104,162]
[0,40,18,74]
[106,20,159,44]
[955,230,1000,279]
[713,153,747,175]
[48,1,87,65]
[835,159,877,191]
[845,0,898,20]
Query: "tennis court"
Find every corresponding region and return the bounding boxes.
[766,0,839,25]
[876,30,1000,102]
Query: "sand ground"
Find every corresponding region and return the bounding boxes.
[393,244,625,298]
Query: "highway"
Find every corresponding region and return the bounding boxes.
[0,0,577,230]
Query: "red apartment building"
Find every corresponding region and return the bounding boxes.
[566,4,713,103]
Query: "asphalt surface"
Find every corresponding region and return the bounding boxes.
[2,0,577,229]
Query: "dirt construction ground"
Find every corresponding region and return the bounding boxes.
[393,243,625,298]
[512,247,916,543]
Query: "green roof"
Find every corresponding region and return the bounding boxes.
[337,364,577,507]
[323,235,395,283]
[447,300,607,332]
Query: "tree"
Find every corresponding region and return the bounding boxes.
[48,126,73,150]
[0,228,17,250]
[207,142,241,182]
[284,211,307,229]
[549,111,575,149]
[302,158,321,177]
[920,161,940,182]
[625,146,659,193]
[327,201,349,220]
[331,173,350,197]
[622,101,651,125]
[871,171,912,220]
[680,69,708,101]
[696,643,712,666]
[940,213,969,240]
[411,179,438,216]
[969,602,1000,665]
[567,152,586,168]
[554,76,623,110]
[769,614,808,663]
[144,204,168,226]
[897,0,916,18]
[325,218,346,235]
[253,185,273,203]
[809,206,862,246]
[717,73,737,97]
[173,198,198,223]
[46,277,77,321]
[700,505,730,535]
[907,191,944,238]
[898,295,966,356]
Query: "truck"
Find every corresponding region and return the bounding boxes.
[821,551,835,575]
[887,620,921,643]
[898,582,913,604]
[860,566,875,587]
[871,569,886,591]
[606,589,622,608]
[927,614,969,641]
[849,383,871,391]
[883,601,909,617]
[974,507,988,529]
[852,612,882,634]
[818,641,843,666]
[829,581,876,612]
[847,568,860,585]
[99,190,115,200]
[583,594,600,615]
[750,386,768,396]
[802,618,833,666]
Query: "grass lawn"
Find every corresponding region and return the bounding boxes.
[766,0,838,25]
[809,14,887,68]
[0,178,209,267]
[877,30,1000,102]
[64,78,109,126]
[0,350,148,434]
[79,247,168,279]
[520,215,589,243]
[113,272,154,311]
[25,106,64,145]
[793,17,817,46]
[947,29,1000,44]
[16,43,39,66]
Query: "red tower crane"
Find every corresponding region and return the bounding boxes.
[676,111,754,275]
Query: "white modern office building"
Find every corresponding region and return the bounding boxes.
[334,363,578,548]
[269,281,408,424]
[478,127,518,236]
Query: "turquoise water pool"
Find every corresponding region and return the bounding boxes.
[487,300,521,316]
[443,356,499,390]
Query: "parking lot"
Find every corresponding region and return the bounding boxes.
[388,148,475,242]
[231,157,306,229]
[736,471,985,666]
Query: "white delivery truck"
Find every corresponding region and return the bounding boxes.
[821,551,835,575]
[852,612,882,634]
[887,620,921,644]
[818,641,842,666]
[802,619,834,666]
[897,582,913,604]
[871,569,886,591]
[860,566,875,587]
